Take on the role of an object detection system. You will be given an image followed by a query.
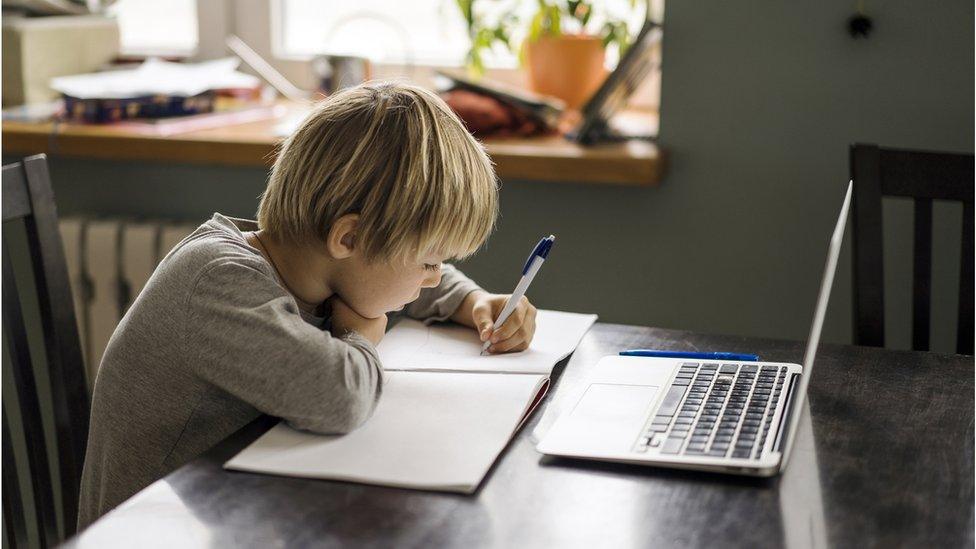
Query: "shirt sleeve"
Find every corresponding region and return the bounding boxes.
[401,263,483,324]
[184,259,383,434]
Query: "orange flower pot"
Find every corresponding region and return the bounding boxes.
[524,34,608,110]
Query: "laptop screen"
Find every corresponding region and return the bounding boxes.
[801,181,853,381]
[778,181,853,464]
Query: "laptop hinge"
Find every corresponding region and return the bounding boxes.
[773,373,801,452]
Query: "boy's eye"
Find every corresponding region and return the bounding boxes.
[423,263,441,272]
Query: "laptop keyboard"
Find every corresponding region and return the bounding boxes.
[638,363,788,460]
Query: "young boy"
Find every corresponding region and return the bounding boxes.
[78,82,538,528]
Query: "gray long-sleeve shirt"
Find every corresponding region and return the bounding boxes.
[77,213,481,529]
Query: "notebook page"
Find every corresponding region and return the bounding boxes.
[378,309,597,375]
[225,370,547,492]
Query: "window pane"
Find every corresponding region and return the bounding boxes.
[279,0,647,68]
[108,0,198,55]
[280,0,471,65]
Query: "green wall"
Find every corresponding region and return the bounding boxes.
[23,0,976,353]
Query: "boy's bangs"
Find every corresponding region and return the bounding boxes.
[417,207,494,262]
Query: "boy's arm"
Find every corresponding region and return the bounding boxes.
[400,263,483,324]
[186,260,382,435]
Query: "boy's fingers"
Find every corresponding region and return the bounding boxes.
[471,301,494,341]
[489,305,527,343]
[523,306,537,343]
[489,327,529,353]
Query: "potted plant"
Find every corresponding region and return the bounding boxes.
[459,0,638,109]
[523,1,635,108]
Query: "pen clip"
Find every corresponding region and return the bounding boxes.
[521,235,555,275]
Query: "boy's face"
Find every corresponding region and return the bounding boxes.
[334,252,445,319]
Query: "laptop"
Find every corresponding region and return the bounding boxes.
[537,181,853,476]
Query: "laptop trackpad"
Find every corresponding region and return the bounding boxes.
[558,383,659,454]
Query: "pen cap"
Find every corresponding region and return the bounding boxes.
[522,235,555,275]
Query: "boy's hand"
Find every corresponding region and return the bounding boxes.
[452,290,538,354]
[329,296,387,346]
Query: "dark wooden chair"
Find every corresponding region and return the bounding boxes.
[3,154,90,547]
[850,143,974,355]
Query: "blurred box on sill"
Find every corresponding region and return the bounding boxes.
[2,14,119,107]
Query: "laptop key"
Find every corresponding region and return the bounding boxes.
[661,437,684,454]
[720,364,738,373]
[656,384,688,417]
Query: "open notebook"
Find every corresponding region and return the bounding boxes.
[224,309,597,492]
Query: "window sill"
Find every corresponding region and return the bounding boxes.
[1,102,666,186]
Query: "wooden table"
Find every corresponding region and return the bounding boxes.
[1,105,665,187]
[64,323,974,548]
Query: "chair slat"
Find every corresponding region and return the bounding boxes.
[912,198,932,351]
[2,243,60,548]
[3,409,29,549]
[851,144,886,347]
[959,201,974,355]
[2,164,31,221]
[21,155,91,531]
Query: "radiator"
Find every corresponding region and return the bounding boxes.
[59,218,199,388]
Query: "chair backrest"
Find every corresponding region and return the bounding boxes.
[2,154,90,547]
[850,143,974,355]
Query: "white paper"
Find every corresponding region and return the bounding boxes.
[378,309,597,374]
[225,371,547,492]
[50,57,260,99]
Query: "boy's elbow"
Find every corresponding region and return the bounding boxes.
[293,376,379,435]
[288,399,372,435]
[327,389,376,434]
[287,342,382,434]
[331,347,382,432]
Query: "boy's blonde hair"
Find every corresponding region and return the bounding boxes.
[257,81,498,263]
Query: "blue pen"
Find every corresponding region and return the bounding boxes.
[619,349,760,362]
[481,235,555,355]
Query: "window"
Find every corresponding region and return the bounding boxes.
[277,0,650,69]
[108,0,199,56]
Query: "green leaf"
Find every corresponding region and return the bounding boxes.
[547,5,562,35]
[455,0,474,28]
[528,10,544,42]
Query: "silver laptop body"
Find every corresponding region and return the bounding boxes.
[537,182,853,476]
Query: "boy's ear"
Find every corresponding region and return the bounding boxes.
[327,214,359,259]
